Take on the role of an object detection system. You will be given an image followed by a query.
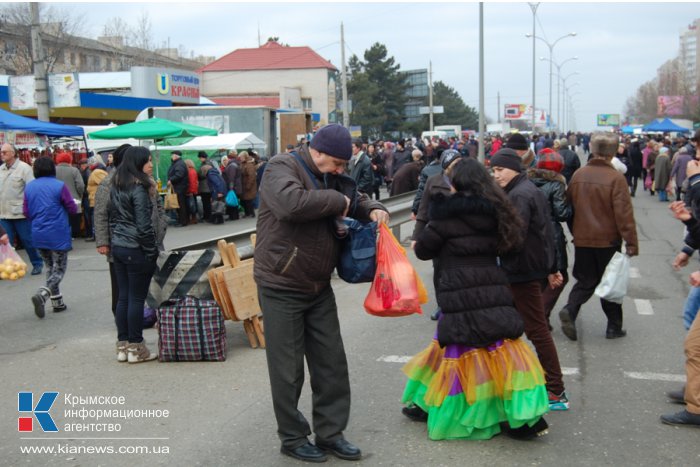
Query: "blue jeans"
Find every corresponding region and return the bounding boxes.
[684,286,700,331]
[659,190,669,202]
[0,218,43,267]
[112,246,156,343]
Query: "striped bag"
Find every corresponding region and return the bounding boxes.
[157,296,226,362]
[147,249,221,308]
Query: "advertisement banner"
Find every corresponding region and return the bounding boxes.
[504,104,532,120]
[0,131,46,147]
[597,114,621,127]
[48,73,81,108]
[131,67,200,104]
[8,75,36,110]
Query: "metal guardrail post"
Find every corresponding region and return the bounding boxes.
[173,191,418,259]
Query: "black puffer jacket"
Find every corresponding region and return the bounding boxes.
[167,158,189,194]
[109,183,157,262]
[414,192,524,348]
[528,168,571,272]
[500,172,556,283]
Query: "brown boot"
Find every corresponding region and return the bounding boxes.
[127,341,158,363]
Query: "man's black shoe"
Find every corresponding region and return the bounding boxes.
[316,438,362,461]
[31,265,43,276]
[402,404,428,422]
[666,387,686,405]
[605,328,627,339]
[559,308,577,341]
[280,442,327,463]
[660,409,700,428]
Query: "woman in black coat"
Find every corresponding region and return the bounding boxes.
[401,158,549,441]
[628,140,643,197]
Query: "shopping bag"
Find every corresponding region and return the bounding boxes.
[363,223,425,317]
[225,190,239,208]
[0,243,27,281]
[337,218,377,284]
[164,188,179,210]
[594,252,630,304]
[644,173,652,190]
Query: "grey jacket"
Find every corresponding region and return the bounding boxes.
[0,159,34,219]
[56,163,85,213]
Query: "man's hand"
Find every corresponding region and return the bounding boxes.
[0,234,8,245]
[669,200,692,222]
[548,272,564,289]
[369,209,390,225]
[410,240,416,250]
[343,196,351,217]
[690,271,700,287]
[410,212,417,221]
[673,252,690,270]
[97,246,109,255]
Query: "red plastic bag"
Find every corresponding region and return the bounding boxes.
[0,243,28,281]
[364,223,425,317]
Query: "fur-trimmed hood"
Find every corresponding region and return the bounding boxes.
[527,167,566,187]
[428,192,498,233]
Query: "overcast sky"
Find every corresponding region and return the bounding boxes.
[58,1,700,131]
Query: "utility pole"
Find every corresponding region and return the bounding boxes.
[340,22,349,127]
[478,2,485,162]
[528,3,539,132]
[30,2,49,121]
[428,61,434,131]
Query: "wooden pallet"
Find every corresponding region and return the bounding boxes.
[207,236,264,348]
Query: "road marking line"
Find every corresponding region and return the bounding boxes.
[624,371,685,382]
[377,355,412,363]
[629,267,640,278]
[634,299,654,315]
[562,367,579,376]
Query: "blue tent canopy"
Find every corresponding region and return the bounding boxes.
[0,108,84,137]
[642,118,690,133]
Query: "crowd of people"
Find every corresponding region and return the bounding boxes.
[2,124,700,461]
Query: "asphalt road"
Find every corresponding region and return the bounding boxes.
[1,183,699,467]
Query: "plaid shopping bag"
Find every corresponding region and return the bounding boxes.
[157,296,226,361]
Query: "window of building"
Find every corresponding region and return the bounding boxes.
[301,97,312,110]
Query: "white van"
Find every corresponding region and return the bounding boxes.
[421,130,448,141]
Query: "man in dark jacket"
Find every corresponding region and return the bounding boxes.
[390,150,423,196]
[348,139,374,195]
[559,132,638,341]
[254,124,388,463]
[491,148,568,411]
[167,150,189,227]
[557,138,581,183]
[411,148,445,216]
[391,140,412,177]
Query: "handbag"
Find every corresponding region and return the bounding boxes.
[337,219,377,283]
[164,187,179,210]
[594,252,630,304]
[211,199,226,216]
[157,296,226,362]
[225,190,239,208]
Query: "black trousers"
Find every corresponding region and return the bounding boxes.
[258,285,350,449]
[176,192,189,226]
[199,192,212,221]
[565,246,623,331]
[69,213,82,238]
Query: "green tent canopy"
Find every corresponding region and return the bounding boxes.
[87,118,218,140]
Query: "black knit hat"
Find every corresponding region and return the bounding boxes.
[490,148,523,173]
[310,124,352,160]
[505,133,529,151]
[440,149,461,170]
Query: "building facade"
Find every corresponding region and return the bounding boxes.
[679,19,700,95]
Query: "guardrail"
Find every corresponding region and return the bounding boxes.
[173,191,417,259]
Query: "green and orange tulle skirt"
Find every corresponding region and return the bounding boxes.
[401,334,549,440]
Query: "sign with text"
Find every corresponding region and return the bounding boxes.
[8,75,36,110]
[131,67,200,104]
[48,73,81,108]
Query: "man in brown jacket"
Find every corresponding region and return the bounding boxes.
[559,132,639,341]
[254,124,388,463]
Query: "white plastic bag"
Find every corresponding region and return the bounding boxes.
[594,252,630,304]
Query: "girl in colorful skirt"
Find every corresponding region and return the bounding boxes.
[402,157,549,440]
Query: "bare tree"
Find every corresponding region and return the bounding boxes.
[0,3,84,74]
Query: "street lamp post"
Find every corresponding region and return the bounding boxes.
[563,83,579,133]
[540,56,577,132]
[526,32,577,132]
[528,3,540,132]
[566,90,582,132]
[561,74,579,132]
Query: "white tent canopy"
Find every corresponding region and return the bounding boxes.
[155,132,267,153]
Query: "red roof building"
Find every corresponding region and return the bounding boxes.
[200,41,339,126]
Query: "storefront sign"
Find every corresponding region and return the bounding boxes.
[131,67,200,104]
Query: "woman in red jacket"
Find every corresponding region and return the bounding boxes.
[184,158,199,224]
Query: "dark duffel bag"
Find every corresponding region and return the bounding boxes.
[157,296,226,362]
